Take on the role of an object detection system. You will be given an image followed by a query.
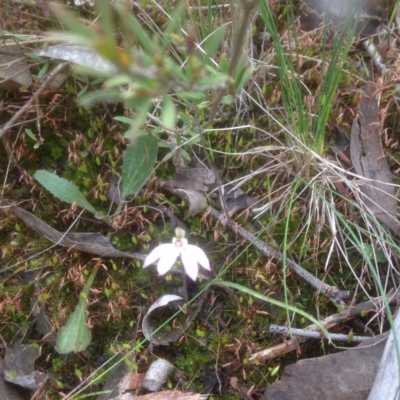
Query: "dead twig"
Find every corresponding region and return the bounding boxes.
[249,290,400,364]
[269,324,368,343]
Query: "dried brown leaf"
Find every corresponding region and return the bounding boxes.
[350,85,400,233]
[263,333,387,400]
[2,199,145,261]
[0,45,32,91]
[164,168,258,216]
[222,187,259,216]
[169,167,217,192]
[4,344,47,391]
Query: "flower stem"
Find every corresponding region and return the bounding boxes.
[181,267,189,304]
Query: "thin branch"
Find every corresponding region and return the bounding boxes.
[206,206,350,305]
[269,324,369,343]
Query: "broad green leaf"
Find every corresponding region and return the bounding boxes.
[34,170,98,215]
[121,134,158,199]
[56,268,97,354]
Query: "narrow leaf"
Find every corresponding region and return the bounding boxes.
[116,6,155,54]
[34,170,98,215]
[50,4,96,44]
[204,26,226,65]
[114,116,134,124]
[121,134,158,199]
[161,95,176,129]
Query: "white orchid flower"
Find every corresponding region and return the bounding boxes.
[143,227,211,281]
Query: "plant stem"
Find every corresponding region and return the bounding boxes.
[181,266,189,304]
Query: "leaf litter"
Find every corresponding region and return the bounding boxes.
[1,197,145,263]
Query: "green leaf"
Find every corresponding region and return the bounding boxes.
[363,244,387,263]
[116,6,155,54]
[219,54,229,74]
[177,111,191,127]
[79,89,123,107]
[96,0,116,50]
[123,101,152,139]
[270,365,280,377]
[103,75,132,88]
[159,5,185,53]
[196,73,228,87]
[114,116,134,124]
[234,66,253,94]
[50,3,96,44]
[25,128,37,142]
[161,95,176,129]
[56,268,97,354]
[120,134,158,199]
[204,26,226,66]
[34,170,98,215]
[37,62,49,80]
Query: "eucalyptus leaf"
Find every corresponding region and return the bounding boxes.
[121,134,158,199]
[56,268,97,354]
[34,170,98,215]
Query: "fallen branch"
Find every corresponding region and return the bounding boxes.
[249,290,400,364]
[206,206,350,305]
[269,324,368,343]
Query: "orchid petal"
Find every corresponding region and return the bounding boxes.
[186,245,211,271]
[143,244,176,269]
[157,245,182,276]
[180,250,199,280]
[181,245,210,280]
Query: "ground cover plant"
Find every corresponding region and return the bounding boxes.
[1,0,400,399]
